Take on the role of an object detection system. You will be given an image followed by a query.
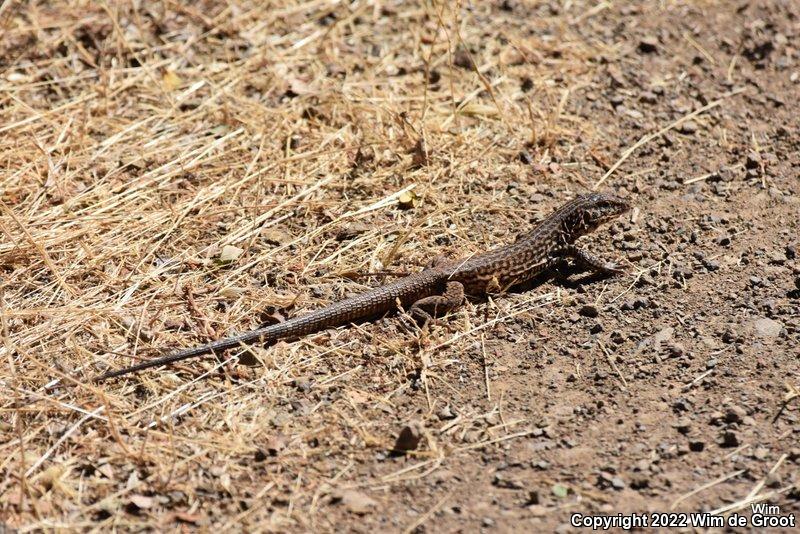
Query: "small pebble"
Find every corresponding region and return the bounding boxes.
[725,405,746,424]
[668,342,685,357]
[678,120,698,134]
[745,151,761,169]
[579,304,599,318]
[753,317,783,338]
[718,430,740,448]
[334,490,377,515]
[640,91,658,104]
[673,418,691,434]
[437,405,456,420]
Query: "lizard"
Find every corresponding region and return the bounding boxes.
[95,192,631,381]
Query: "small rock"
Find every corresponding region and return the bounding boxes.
[568,372,580,383]
[219,245,244,262]
[484,413,500,426]
[725,405,747,424]
[722,325,742,344]
[653,326,675,345]
[493,473,525,490]
[709,410,725,425]
[533,460,550,470]
[334,490,377,514]
[640,91,658,104]
[394,421,423,452]
[718,165,739,182]
[673,417,692,434]
[753,318,783,338]
[260,228,291,245]
[673,398,692,413]
[129,494,154,510]
[528,504,548,516]
[611,476,626,490]
[678,120,698,134]
[618,106,643,119]
[718,430,739,448]
[578,304,599,318]
[703,259,720,272]
[745,151,762,169]
[437,405,456,420]
[672,265,693,279]
[667,342,686,358]
[706,358,717,369]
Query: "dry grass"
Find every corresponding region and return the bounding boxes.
[2,0,640,530]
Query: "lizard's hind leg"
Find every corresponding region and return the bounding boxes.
[409,281,465,324]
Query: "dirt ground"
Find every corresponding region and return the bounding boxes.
[1,0,799,532]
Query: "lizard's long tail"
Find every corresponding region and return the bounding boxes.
[92,275,425,381]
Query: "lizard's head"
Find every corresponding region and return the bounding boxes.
[563,193,631,236]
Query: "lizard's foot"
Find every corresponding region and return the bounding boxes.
[557,245,625,276]
[408,281,465,326]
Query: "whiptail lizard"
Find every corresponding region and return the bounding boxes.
[96,192,630,381]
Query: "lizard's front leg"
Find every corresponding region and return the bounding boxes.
[409,281,465,324]
[556,244,624,275]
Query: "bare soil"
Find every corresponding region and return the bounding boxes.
[1,1,798,532]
